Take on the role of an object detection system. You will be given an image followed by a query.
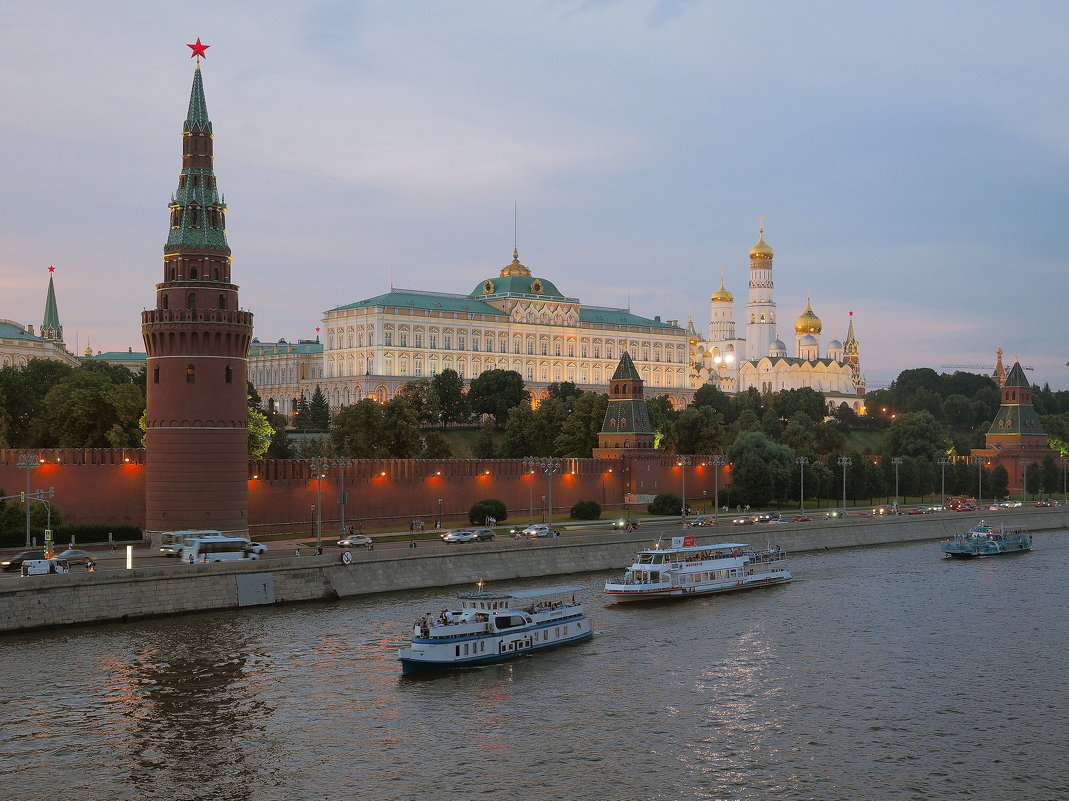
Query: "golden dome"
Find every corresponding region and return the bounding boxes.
[499,248,532,277]
[711,277,734,302]
[750,227,774,260]
[794,298,822,335]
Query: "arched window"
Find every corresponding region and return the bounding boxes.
[153,366,160,384]
[190,266,198,279]
[214,268,220,280]
[225,365,233,384]
[170,267,176,280]
[218,294,226,309]
[186,364,195,383]
[162,295,169,310]
[187,293,196,310]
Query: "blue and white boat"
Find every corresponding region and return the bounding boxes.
[940,522,1032,558]
[398,584,591,675]
[604,536,792,603]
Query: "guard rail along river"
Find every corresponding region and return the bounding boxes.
[2,509,1065,633]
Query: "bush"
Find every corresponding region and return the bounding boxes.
[468,498,507,525]
[647,493,683,515]
[569,500,602,520]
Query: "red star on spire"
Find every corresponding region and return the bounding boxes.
[849,310,853,316]
[48,265,55,272]
[315,327,321,332]
[187,38,210,60]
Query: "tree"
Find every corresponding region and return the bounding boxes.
[468,369,527,426]
[32,367,145,447]
[646,395,678,448]
[555,393,609,457]
[770,387,826,424]
[989,464,1009,499]
[1040,454,1060,495]
[431,369,467,427]
[570,500,602,520]
[726,432,794,507]
[692,384,734,420]
[647,493,682,515]
[1025,462,1041,499]
[421,430,452,458]
[882,411,951,460]
[382,396,423,457]
[331,399,386,458]
[306,385,332,430]
[546,381,583,402]
[294,393,312,430]
[671,406,725,454]
[472,421,499,458]
[469,498,507,525]
[248,407,274,459]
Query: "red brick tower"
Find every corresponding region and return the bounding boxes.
[141,55,253,535]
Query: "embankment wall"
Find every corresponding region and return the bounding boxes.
[2,509,1065,634]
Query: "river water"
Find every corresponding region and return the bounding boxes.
[2,531,1067,801]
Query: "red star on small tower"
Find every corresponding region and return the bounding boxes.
[187,38,210,60]
[48,265,55,272]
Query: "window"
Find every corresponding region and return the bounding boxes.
[527,342,534,355]
[186,364,195,383]
[400,332,408,347]
[218,294,225,309]
[444,335,452,349]
[187,293,196,310]
[415,333,423,348]
[541,342,548,356]
[555,345,561,356]
[581,344,587,358]
[162,295,169,310]
[458,336,466,350]
[568,345,574,357]
[430,334,438,349]
[225,365,232,384]
[384,331,393,346]
[153,366,160,383]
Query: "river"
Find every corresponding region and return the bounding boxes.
[2,531,1066,801]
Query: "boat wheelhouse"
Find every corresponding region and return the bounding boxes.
[604,536,792,603]
[398,584,592,675]
[940,522,1032,558]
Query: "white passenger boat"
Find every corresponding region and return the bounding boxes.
[604,536,792,603]
[398,584,592,675]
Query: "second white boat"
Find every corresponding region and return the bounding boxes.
[604,535,792,603]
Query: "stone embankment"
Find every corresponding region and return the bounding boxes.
[2,509,1065,633]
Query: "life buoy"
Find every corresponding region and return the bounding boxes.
[341,550,353,565]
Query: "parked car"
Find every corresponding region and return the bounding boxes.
[470,528,496,541]
[56,549,93,565]
[338,533,373,548]
[1,550,44,572]
[443,530,477,543]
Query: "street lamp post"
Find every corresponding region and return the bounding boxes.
[972,456,984,506]
[938,457,949,509]
[1021,460,1032,502]
[891,457,903,511]
[796,456,809,515]
[437,498,443,529]
[17,453,39,548]
[677,456,691,522]
[711,454,725,525]
[1061,456,1069,505]
[837,456,852,509]
[526,458,561,526]
[308,458,331,551]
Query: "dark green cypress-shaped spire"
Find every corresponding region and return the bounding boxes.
[184,63,213,135]
[41,270,62,343]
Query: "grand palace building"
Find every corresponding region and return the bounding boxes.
[253,248,693,416]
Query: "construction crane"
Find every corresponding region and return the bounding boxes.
[940,363,1034,371]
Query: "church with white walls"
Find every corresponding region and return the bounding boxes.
[690,226,866,413]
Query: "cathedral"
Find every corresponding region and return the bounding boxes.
[692,226,866,413]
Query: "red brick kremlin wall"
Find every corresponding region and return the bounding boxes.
[0,450,730,537]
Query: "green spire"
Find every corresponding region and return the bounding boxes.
[41,270,62,342]
[184,64,213,135]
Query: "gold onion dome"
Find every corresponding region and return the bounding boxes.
[711,277,734,302]
[499,248,532,277]
[750,228,774,259]
[794,298,822,334]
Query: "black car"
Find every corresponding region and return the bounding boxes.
[0,550,45,572]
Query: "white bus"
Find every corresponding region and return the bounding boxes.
[160,529,223,557]
[177,534,259,563]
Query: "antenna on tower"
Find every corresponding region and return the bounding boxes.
[514,200,518,252]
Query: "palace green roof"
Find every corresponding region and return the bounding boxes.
[330,290,509,316]
[580,308,683,330]
[469,275,567,299]
[83,350,147,363]
[0,322,45,341]
[250,340,324,356]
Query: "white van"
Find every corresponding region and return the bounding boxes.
[160,529,222,557]
[21,558,71,576]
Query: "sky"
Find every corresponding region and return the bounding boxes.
[2,0,1067,391]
